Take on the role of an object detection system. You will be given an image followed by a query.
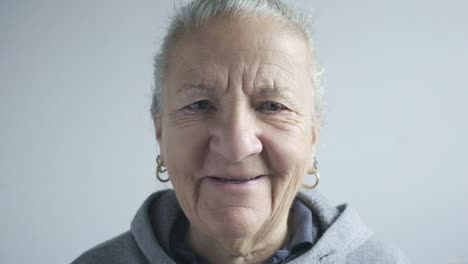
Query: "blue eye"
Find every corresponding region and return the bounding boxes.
[258,101,287,112]
[186,100,214,111]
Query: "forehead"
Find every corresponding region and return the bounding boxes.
[165,16,312,94]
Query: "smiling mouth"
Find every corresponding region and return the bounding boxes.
[208,175,264,184]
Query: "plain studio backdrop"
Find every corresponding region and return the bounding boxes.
[1,0,467,263]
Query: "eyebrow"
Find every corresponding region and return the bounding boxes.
[177,83,214,96]
[253,84,299,105]
[255,85,292,97]
[177,82,295,101]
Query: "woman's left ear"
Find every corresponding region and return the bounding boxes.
[309,124,320,170]
[311,123,319,145]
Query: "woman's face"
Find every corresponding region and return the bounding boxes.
[155,17,319,241]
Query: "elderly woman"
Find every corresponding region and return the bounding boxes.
[73,0,409,263]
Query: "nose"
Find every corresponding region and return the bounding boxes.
[209,104,263,163]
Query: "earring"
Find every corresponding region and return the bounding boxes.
[303,157,320,189]
[156,155,169,183]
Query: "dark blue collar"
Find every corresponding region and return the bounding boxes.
[169,198,320,264]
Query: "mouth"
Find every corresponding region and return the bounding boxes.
[207,175,265,184]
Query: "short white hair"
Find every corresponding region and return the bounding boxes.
[151,0,324,121]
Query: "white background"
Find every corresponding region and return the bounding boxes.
[1,0,467,263]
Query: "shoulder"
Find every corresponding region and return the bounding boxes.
[346,235,411,264]
[71,231,148,264]
[71,190,179,264]
[294,190,410,263]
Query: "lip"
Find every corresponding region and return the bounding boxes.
[206,172,264,181]
[206,174,263,182]
[204,174,267,190]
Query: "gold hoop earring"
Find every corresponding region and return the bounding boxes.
[156,155,169,183]
[303,157,320,189]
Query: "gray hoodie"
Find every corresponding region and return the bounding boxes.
[72,189,410,263]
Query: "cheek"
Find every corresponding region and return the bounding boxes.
[162,120,210,171]
[168,167,198,217]
[261,124,313,204]
[262,123,313,176]
[160,122,211,216]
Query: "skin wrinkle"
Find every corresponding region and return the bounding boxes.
[176,78,302,123]
[226,59,233,95]
[169,114,208,129]
[177,83,216,97]
[152,10,323,118]
[167,79,313,260]
[174,57,299,102]
[250,161,307,259]
[252,58,298,97]
[156,15,318,264]
[172,82,304,135]
[242,52,250,92]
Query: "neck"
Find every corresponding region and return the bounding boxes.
[186,214,290,264]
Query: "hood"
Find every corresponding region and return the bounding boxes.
[130,189,373,264]
[290,191,373,263]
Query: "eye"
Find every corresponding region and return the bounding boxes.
[185,100,214,112]
[257,101,287,112]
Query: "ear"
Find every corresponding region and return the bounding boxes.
[311,122,320,146]
[309,123,320,170]
[153,112,163,146]
[310,117,320,150]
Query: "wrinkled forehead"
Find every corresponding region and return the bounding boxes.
[164,16,312,94]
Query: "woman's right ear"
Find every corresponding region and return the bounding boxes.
[153,113,162,144]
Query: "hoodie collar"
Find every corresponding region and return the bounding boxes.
[130,189,373,264]
[131,190,179,264]
[291,191,373,263]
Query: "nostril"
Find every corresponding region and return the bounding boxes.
[209,128,262,163]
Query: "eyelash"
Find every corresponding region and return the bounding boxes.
[185,100,215,112]
[257,101,288,112]
[184,100,288,113]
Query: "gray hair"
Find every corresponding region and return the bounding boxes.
[151,0,324,121]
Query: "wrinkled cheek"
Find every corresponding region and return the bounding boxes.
[288,163,308,194]
[168,168,199,219]
[161,125,211,221]
[274,163,307,206]
[268,142,310,214]
[259,163,307,242]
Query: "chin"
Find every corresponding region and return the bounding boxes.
[206,207,269,239]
